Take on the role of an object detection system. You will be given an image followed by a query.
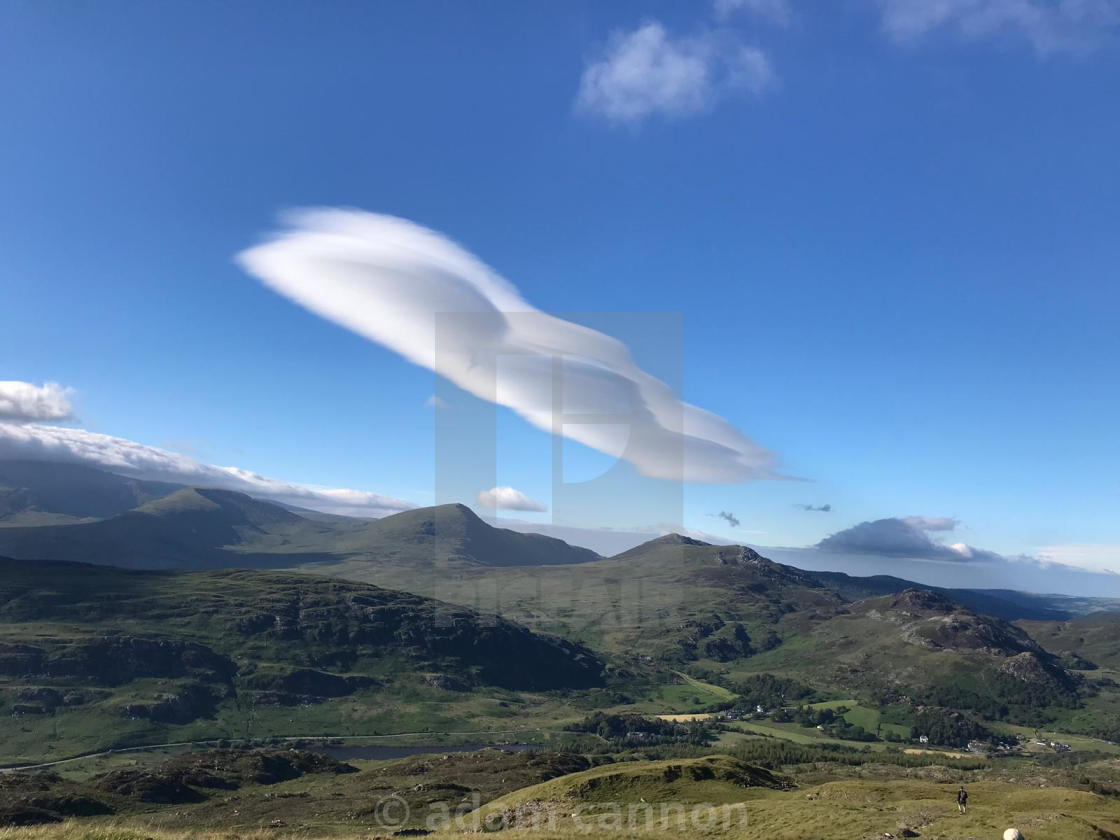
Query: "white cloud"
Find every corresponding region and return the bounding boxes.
[477,486,548,512]
[425,394,449,409]
[237,209,778,484]
[0,381,74,422]
[875,0,1120,54]
[1037,544,1120,574]
[714,0,792,25]
[0,421,414,517]
[575,22,775,124]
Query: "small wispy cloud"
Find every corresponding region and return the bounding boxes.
[477,486,547,513]
[874,0,1120,55]
[715,510,741,528]
[0,381,74,423]
[425,394,449,410]
[575,22,775,124]
[797,503,832,512]
[713,0,792,25]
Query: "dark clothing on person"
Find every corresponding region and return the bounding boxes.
[957,788,968,814]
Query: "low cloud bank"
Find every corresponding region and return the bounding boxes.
[0,381,73,422]
[0,422,413,517]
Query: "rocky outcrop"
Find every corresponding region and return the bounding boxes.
[95,749,356,803]
[241,668,378,705]
[121,683,223,724]
[702,623,754,662]
[0,773,113,826]
[0,637,236,686]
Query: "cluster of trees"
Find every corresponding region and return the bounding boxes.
[729,740,989,771]
[918,666,1080,726]
[731,674,816,710]
[909,707,992,747]
[564,713,715,747]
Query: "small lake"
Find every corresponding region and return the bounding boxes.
[313,742,540,761]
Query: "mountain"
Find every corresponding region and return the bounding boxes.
[315,533,1114,729]
[335,503,601,567]
[806,570,1072,621]
[0,459,184,526]
[1018,611,1120,671]
[0,487,333,569]
[0,488,599,571]
[0,555,605,764]
[744,587,1081,716]
[342,533,852,664]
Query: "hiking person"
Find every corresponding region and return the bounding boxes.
[957,786,968,814]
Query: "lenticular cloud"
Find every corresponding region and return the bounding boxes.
[237,209,777,484]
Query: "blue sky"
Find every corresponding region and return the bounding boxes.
[2,1,1118,581]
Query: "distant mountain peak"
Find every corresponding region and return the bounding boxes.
[650,533,712,547]
[886,587,957,613]
[133,486,302,525]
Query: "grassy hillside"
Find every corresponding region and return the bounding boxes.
[0,557,605,764]
[0,461,183,527]
[0,487,599,571]
[325,503,602,567]
[7,748,1119,840]
[1019,612,1120,671]
[312,535,1120,739]
[737,589,1079,713]
[317,534,846,660]
[0,488,339,569]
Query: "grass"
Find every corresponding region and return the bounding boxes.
[807,699,911,739]
[672,672,736,702]
[8,765,1117,840]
